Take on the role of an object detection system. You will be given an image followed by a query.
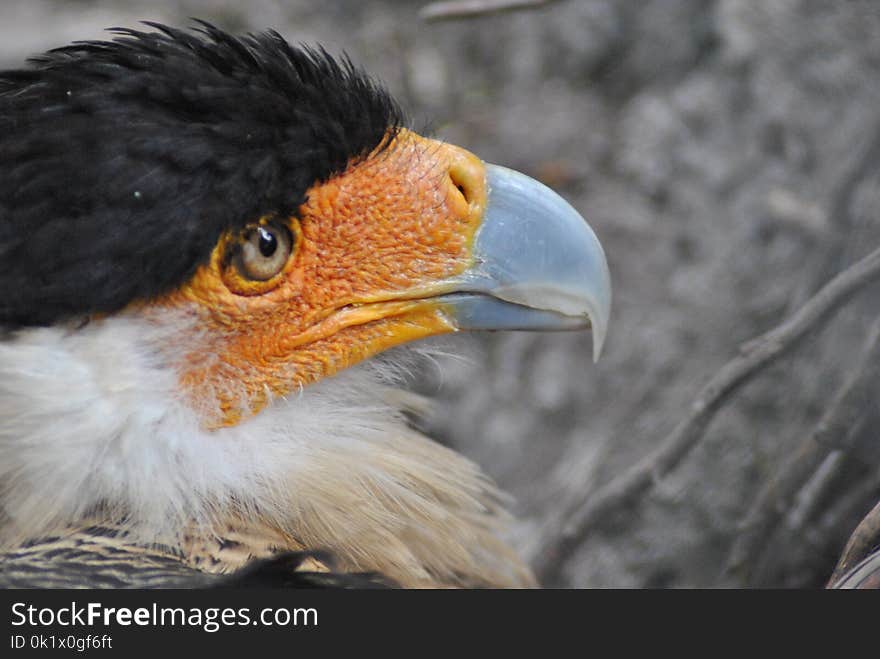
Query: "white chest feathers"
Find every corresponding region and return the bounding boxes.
[0,316,533,587]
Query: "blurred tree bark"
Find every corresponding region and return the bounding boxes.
[420,0,560,21]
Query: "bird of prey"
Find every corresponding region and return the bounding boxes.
[0,22,610,588]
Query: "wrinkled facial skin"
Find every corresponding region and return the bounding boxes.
[151,130,487,427]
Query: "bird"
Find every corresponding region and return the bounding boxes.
[0,21,611,588]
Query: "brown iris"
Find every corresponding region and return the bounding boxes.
[221,220,297,295]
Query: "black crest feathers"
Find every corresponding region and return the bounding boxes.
[0,21,403,327]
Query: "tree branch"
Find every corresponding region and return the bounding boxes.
[724,321,880,583]
[534,244,880,584]
[828,498,880,587]
[420,0,559,22]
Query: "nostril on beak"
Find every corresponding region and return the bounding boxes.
[447,153,486,212]
[448,169,471,206]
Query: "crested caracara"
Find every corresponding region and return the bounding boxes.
[0,22,611,588]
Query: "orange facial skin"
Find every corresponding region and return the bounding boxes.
[152,129,487,427]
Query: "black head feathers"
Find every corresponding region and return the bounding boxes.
[0,21,403,327]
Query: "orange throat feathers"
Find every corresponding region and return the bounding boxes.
[151,130,486,427]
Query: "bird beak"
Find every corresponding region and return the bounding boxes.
[439,164,612,361]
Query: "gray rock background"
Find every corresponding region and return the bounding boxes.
[3,0,879,587]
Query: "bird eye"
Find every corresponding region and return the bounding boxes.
[237,223,293,281]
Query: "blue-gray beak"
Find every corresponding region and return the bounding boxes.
[440,164,612,361]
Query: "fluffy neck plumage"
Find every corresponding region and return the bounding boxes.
[0,315,534,587]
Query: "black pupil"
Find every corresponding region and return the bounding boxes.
[257,227,277,258]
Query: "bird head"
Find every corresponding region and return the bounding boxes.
[0,23,611,587]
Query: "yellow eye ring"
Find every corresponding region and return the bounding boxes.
[220,218,300,296]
